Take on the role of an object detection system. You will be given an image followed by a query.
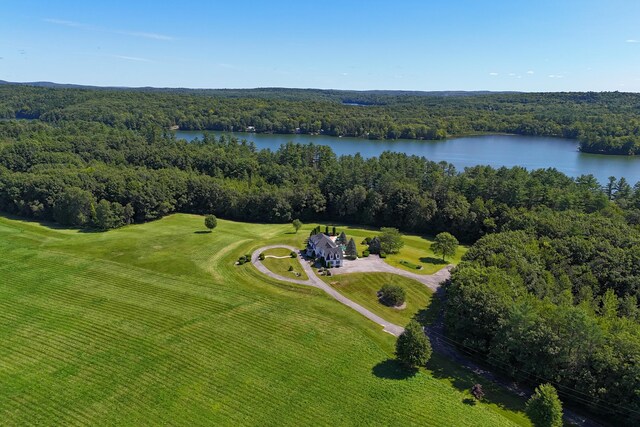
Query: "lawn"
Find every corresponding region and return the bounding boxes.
[261,247,308,280]
[324,273,434,326]
[311,224,468,274]
[384,233,468,274]
[0,214,529,426]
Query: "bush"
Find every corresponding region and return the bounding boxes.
[362,237,371,245]
[204,214,217,231]
[379,252,387,258]
[326,269,332,276]
[362,250,370,257]
[379,283,406,307]
[288,265,293,272]
[290,251,297,258]
[244,254,251,259]
[526,384,563,427]
[259,253,265,260]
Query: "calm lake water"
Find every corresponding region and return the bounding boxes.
[175,131,640,185]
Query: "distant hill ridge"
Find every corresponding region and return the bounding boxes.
[0,80,516,97]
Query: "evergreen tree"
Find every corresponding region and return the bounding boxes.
[345,238,358,259]
[336,231,347,245]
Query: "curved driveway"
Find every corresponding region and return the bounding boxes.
[252,245,451,336]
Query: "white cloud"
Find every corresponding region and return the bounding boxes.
[548,74,564,79]
[116,30,174,41]
[43,18,90,29]
[44,18,174,41]
[626,39,639,43]
[526,70,534,74]
[508,73,516,76]
[111,55,151,62]
[489,72,499,76]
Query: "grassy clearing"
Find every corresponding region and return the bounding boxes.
[324,273,434,325]
[0,214,529,426]
[261,248,308,280]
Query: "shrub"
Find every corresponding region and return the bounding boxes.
[362,250,370,257]
[471,384,485,401]
[204,214,217,231]
[363,237,371,245]
[526,384,563,427]
[290,251,297,258]
[259,253,265,260]
[326,269,332,276]
[288,265,293,272]
[379,283,406,307]
[244,254,251,259]
[379,252,387,258]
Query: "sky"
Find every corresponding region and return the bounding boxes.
[1,0,640,91]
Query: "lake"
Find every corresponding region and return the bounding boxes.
[175,131,640,185]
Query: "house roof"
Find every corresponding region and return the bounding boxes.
[309,233,343,259]
[309,233,337,248]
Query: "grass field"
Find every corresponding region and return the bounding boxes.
[0,213,530,426]
[324,273,434,325]
[322,224,468,274]
[261,247,308,280]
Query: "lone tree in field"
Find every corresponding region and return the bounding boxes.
[345,238,358,259]
[292,218,302,233]
[431,232,459,262]
[204,214,217,232]
[471,384,485,401]
[395,320,432,369]
[379,283,406,307]
[526,384,563,427]
[379,227,404,254]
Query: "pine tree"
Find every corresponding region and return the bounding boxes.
[345,238,358,259]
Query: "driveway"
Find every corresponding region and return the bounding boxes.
[252,245,404,336]
[332,256,453,292]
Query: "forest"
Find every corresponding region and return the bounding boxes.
[1,86,640,423]
[1,84,640,154]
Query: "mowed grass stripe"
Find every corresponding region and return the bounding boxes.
[0,214,528,426]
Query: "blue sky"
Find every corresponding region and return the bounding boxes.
[2,0,640,91]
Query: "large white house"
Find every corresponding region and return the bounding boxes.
[307,233,344,267]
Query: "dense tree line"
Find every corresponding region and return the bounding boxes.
[445,210,640,423]
[2,85,640,154]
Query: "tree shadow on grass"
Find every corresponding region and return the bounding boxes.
[419,256,448,265]
[462,398,477,406]
[426,354,527,414]
[372,359,417,380]
[194,230,212,234]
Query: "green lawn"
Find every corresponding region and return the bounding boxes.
[385,233,468,274]
[0,214,529,426]
[261,248,308,280]
[324,273,434,325]
[313,224,468,274]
